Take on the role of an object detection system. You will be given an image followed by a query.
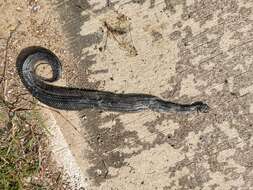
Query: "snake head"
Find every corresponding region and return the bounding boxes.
[191,101,209,113]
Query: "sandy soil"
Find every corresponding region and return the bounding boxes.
[1,0,253,189]
[0,0,85,188]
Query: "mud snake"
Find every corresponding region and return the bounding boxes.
[16,46,209,113]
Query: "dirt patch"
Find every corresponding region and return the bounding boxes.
[0,0,83,189]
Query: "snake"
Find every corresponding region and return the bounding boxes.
[16,46,209,113]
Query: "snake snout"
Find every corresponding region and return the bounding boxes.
[191,101,209,113]
[199,103,209,113]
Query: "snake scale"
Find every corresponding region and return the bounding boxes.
[16,46,209,113]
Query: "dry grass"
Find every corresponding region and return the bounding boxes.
[0,96,70,189]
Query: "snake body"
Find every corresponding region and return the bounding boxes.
[16,46,209,113]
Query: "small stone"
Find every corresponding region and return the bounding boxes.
[81,114,87,120]
[31,4,40,12]
[16,7,22,12]
[95,169,102,176]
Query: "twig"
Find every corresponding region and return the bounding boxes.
[103,17,137,56]
[37,104,81,134]
[103,21,128,51]
[104,21,127,35]
[103,29,109,52]
[0,21,21,101]
[11,107,32,113]
[9,92,30,106]
[102,159,109,178]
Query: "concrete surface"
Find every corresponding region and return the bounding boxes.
[1,0,253,189]
[54,0,253,189]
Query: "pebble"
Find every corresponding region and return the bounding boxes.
[96,169,102,176]
[16,7,22,12]
[31,4,40,13]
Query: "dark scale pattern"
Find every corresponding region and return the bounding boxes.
[16,46,209,113]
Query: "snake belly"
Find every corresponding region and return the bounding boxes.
[16,46,209,113]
